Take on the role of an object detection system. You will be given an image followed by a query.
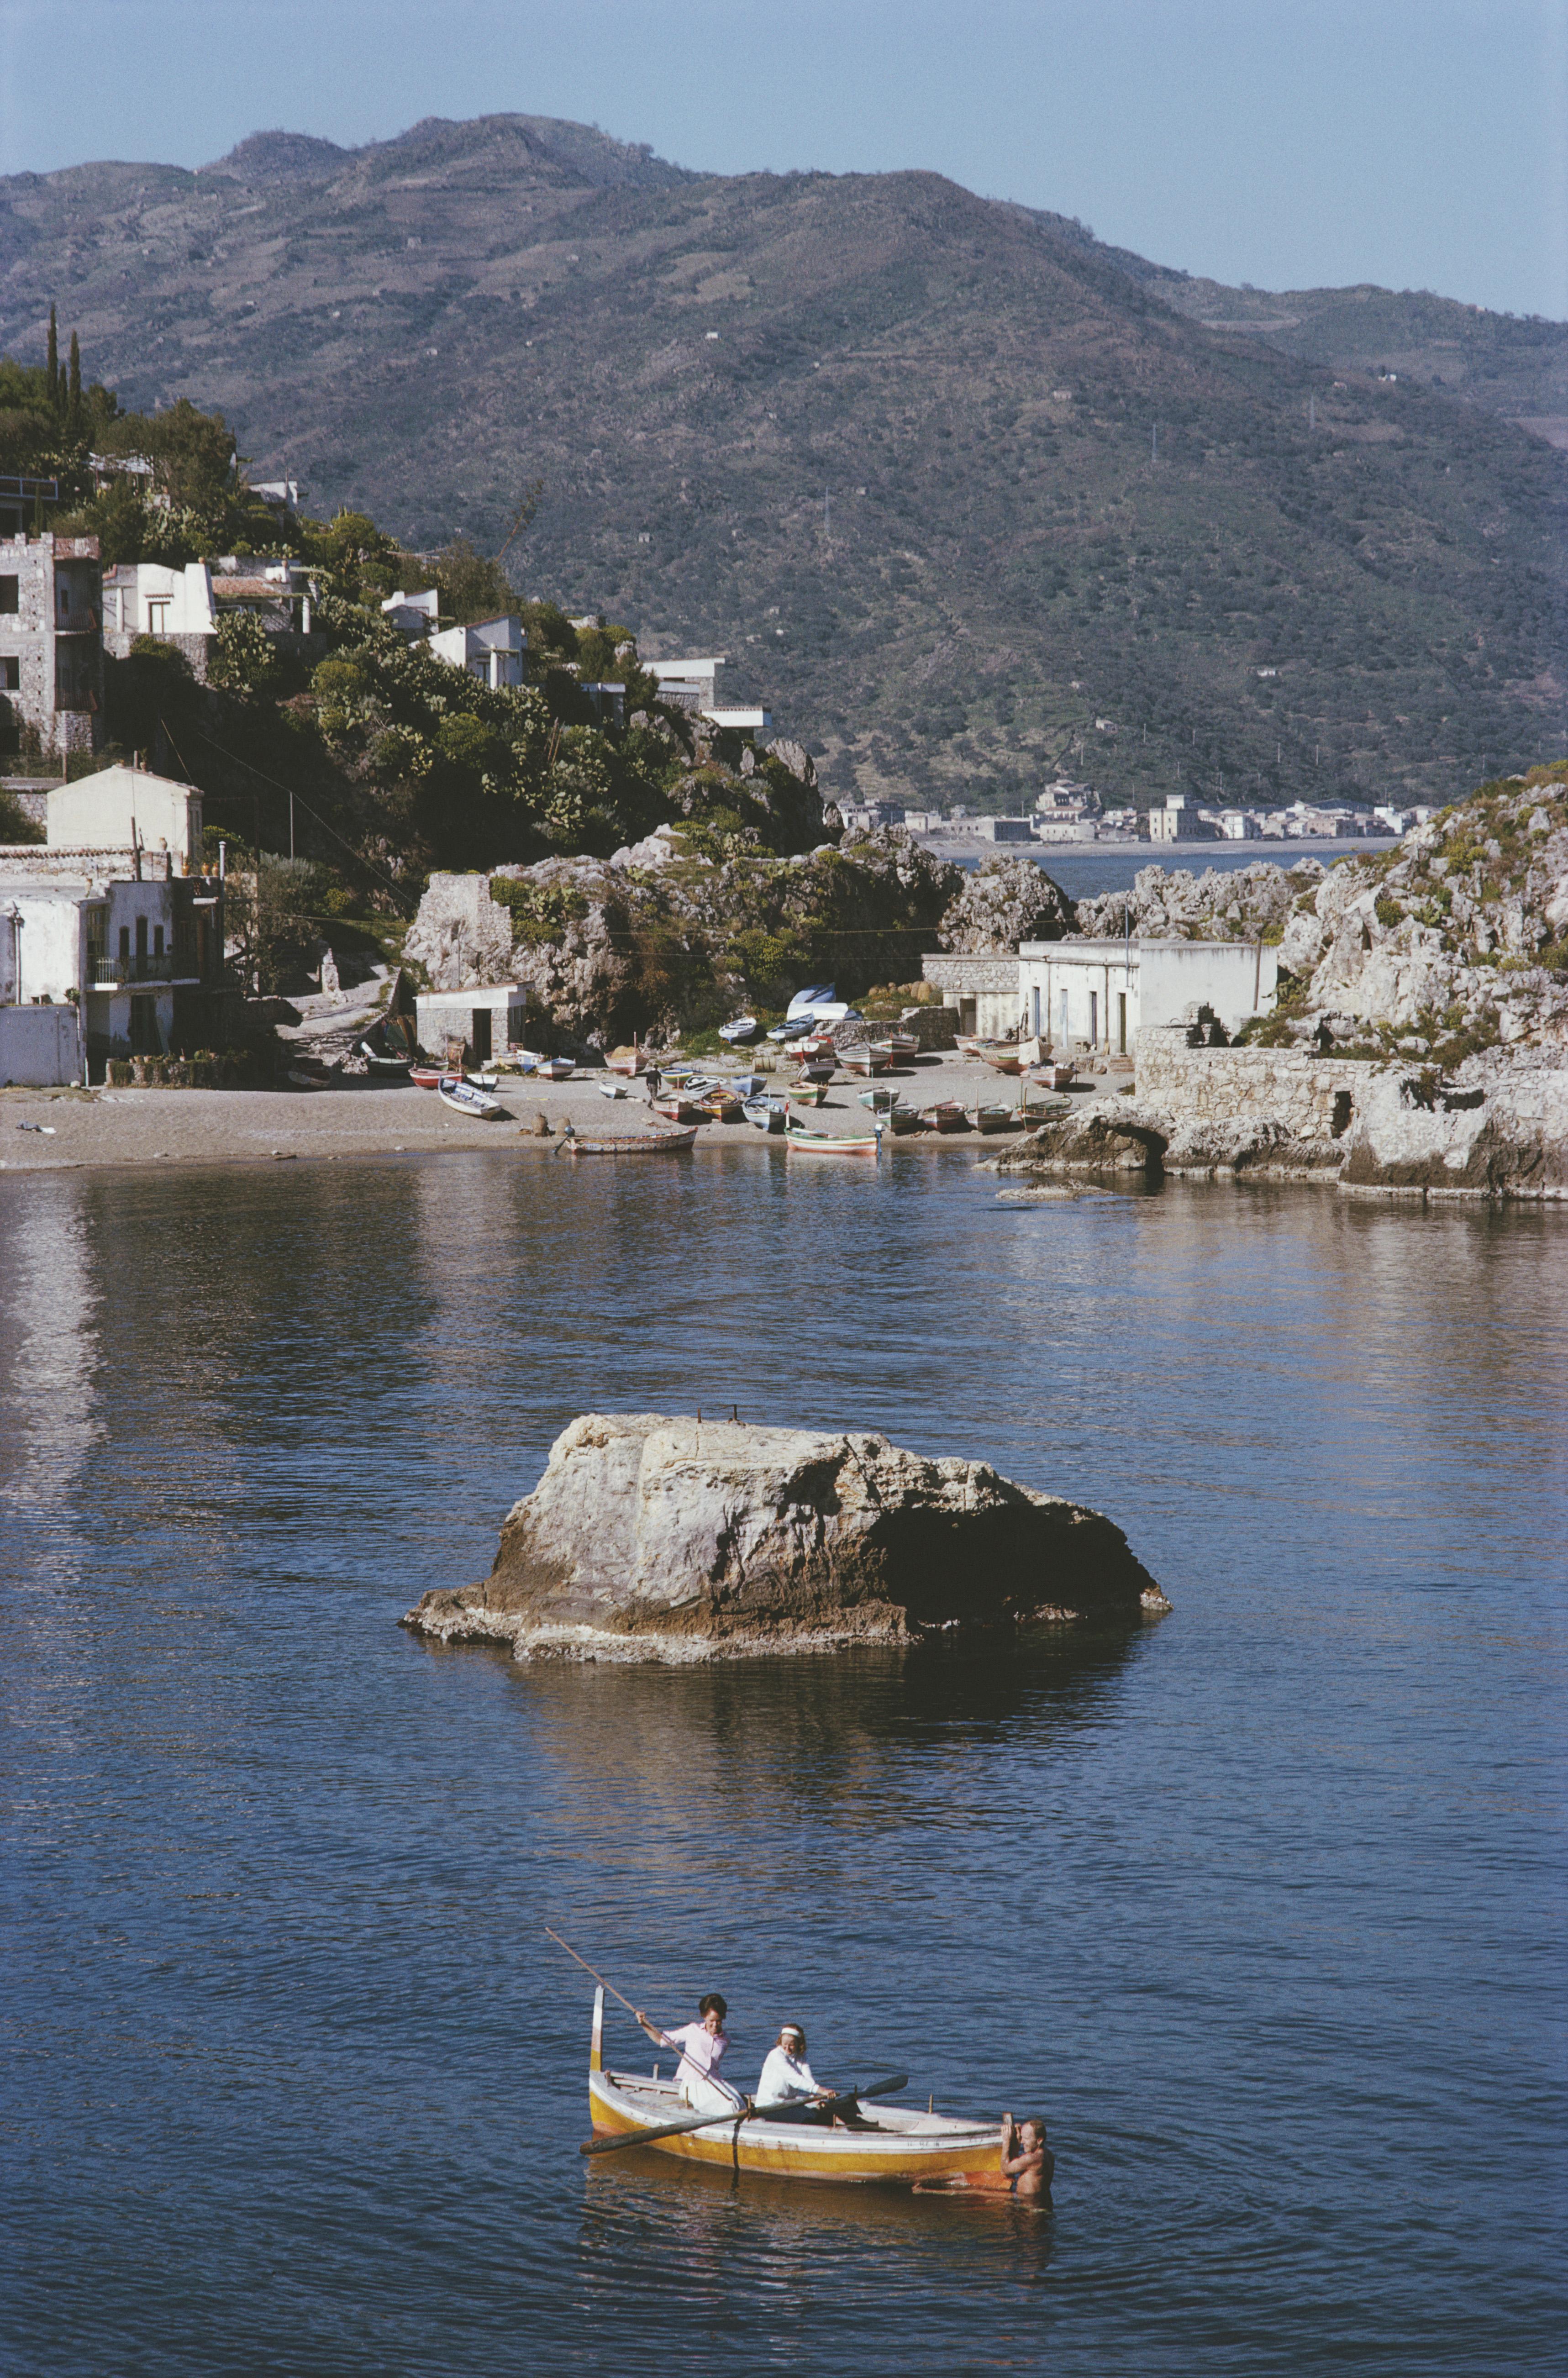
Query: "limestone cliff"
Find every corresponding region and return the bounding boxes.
[402,1412,1168,1662]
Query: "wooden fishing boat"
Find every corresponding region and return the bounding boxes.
[438,1075,505,1120]
[786,1122,881,1157]
[953,1034,987,1057]
[562,1126,698,1154]
[653,1093,700,1124]
[409,1063,444,1090]
[858,1085,900,1114]
[884,1031,921,1059]
[973,1105,1019,1135]
[699,1089,744,1122]
[797,1057,837,1084]
[979,1046,1024,1077]
[885,1103,926,1134]
[595,1079,629,1100]
[584,1992,1003,2188]
[606,1044,648,1078]
[465,1070,500,1090]
[731,1073,767,1102]
[797,1031,838,1061]
[789,1081,828,1108]
[921,1101,969,1133]
[718,1015,759,1046]
[743,1096,788,1134]
[840,1044,889,1077]
[537,1057,575,1083]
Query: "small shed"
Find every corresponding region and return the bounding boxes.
[415,985,529,1065]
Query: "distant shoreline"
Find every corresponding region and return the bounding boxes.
[912,835,1385,861]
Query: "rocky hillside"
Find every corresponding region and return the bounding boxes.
[1272,764,1568,1057]
[4,113,1563,812]
[405,826,964,1046]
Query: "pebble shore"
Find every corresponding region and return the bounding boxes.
[0,1053,1126,1174]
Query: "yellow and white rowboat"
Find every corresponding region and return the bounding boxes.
[585,1990,1008,2189]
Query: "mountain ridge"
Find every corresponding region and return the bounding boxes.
[2,113,1563,808]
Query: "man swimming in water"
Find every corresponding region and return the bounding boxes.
[999,2113,1054,2203]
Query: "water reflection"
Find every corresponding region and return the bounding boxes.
[0,1177,102,1522]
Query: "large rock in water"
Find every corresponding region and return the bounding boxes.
[401,1413,1168,1662]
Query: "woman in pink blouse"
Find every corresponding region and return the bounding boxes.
[636,1992,743,2117]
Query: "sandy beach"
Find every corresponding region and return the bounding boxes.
[0,1050,1125,1173]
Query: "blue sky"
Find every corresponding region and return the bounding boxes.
[2,0,1564,317]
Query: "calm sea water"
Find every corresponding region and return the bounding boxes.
[2,1150,1563,2376]
[948,842,1369,898]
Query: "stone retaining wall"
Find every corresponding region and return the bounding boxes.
[1135,1024,1378,1139]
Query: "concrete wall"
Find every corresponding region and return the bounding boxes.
[101,561,215,637]
[1137,941,1277,1032]
[0,844,176,882]
[920,953,1023,1041]
[1135,1025,1374,1139]
[0,1001,82,1085]
[47,767,203,869]
[416,987,529,1060]
[0,885,89,1005]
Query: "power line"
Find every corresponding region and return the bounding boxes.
[173,720,417,912]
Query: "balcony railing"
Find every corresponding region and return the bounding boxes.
[91,956,178,987]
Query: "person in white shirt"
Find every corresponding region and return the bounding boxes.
[636,1992,742,2118]
[756,2024,831,2110]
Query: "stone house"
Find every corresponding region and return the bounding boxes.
[0,532,104,761]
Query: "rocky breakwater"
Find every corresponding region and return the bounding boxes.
[401,1412,1168,1662]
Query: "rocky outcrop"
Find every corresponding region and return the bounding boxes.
[401,1412,1168,1662]
[1272,771,1568,1049]
[402,872,516,990]
[1075,858,1325,945]
[994,1105,1167,1179]
[405,831,962,1047]
[997,1029,1568,1198]
[937,856,1076,952]
[1336,1051,1568,1198]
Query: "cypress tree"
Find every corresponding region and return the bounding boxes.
[67,330,82,431]
[46,305,59,411]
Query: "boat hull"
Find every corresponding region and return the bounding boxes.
[563,1127,697,1153]
[786,1126,881,1156]
[588,2067,1003,2189]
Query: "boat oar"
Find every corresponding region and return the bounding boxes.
[581,2072,910,2157]
[543,1926,649,2025]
